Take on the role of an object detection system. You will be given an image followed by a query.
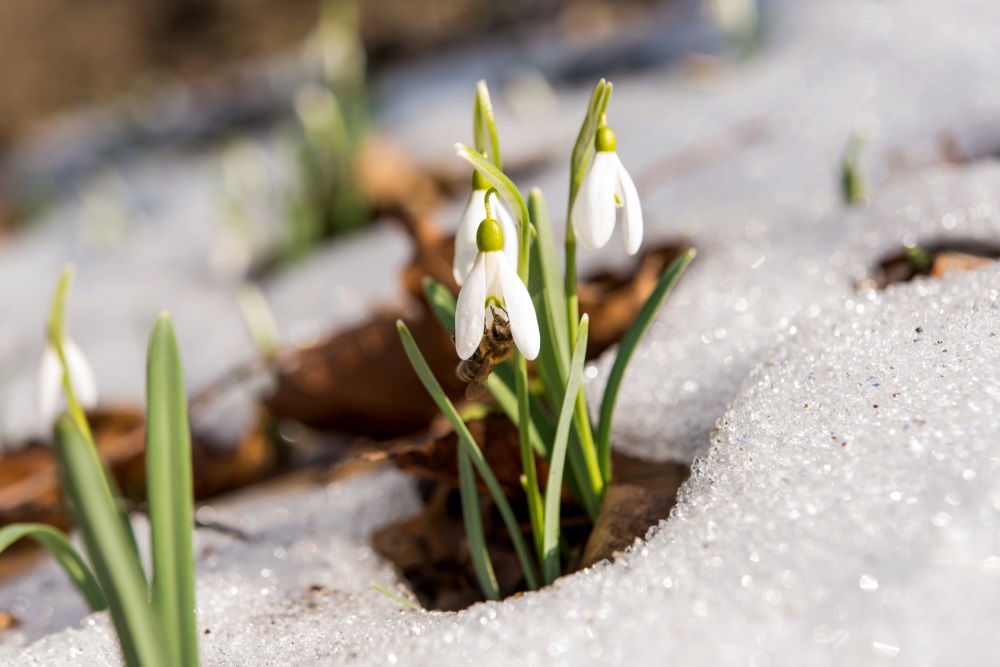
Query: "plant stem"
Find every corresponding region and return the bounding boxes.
[560,81,617,507]
[516,355,545,563]
[565,207,603,506]
[512,192,547,565]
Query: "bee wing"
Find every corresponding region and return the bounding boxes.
[465,360,498,399]
[465,373,490,400]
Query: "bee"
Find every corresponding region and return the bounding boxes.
[456,307,515,399]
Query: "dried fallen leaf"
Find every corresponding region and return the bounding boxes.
[0,610,19,630]
[0,405,275,529]
[366,413,545,496]
[580,482,678,568]
[265,311,464,436]
[930,251,995,277]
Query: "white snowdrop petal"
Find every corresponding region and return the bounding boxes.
[455,253,489,360]
[496,255,540,360]
[37,345,63,426]
[571,152,617,251]
[64,339,98,410]
[613,153,644,255]
[36,338,99,425]
[453,190,488,285]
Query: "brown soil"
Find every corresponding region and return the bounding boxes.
[863,241,1000,290]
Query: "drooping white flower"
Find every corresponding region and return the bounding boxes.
[453,172,518,285]
[38,338,98,425]
[455,217,539,361]
[571,125,643,255]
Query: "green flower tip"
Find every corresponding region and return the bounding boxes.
[471,168,490,191]
[476,218,504,252]
[595,125,617,152]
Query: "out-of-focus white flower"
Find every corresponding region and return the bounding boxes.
[38,338,98,425]
[571,125,643,255]
[455,217,539,361]
[454,172,518,285]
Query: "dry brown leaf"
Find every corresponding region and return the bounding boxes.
[930,251,995,277]
[580,482,678,568]
[265,311,464,436]
[0,405,275,530]
[367,413,545,496]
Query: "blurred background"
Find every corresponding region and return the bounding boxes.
[0,0,742,444]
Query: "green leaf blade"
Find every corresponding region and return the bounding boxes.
[596,249,696,479]
[542,316,589,584]
[458,447,500,599]
[146,312,199,667]
[55,415,170,667]
[0,524,106,611]
[473,80,502,169]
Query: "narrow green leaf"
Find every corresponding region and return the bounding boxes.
[596,249,696,480]
[46,266,145,578]
[55,416,170,667]
[0,524,106,611]
[458,447,500,599]
[841,132,867,206]
[527,189,570,374]
[473,80,502,169]
[46,267,90,436]
[146,312,199,667]
[421,277,457,332]
[542,316,589,583]
[396,322,539,589]
[370,582,421,610]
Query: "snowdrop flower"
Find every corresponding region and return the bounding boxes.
[453,170,518,285]
[571,124,643,254]
[38,338,98,425]
[455,216,539,360]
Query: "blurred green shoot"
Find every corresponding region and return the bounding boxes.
[708,0,761,58]
[906,244,932,274]
[841,132,868,206]
[0,267,200,667]
[237,282,280,361]
[284,0,371,262]
[370,582,421,610]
